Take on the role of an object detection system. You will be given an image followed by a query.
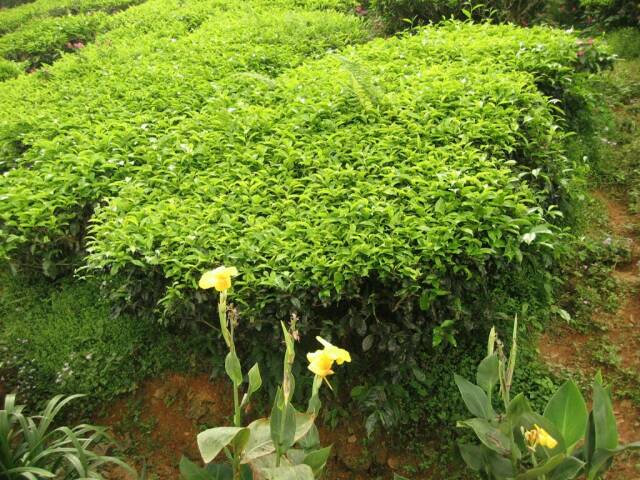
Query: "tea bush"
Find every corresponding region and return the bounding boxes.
[0,4,608,430]
[0,0,145,35]
[0,57,21,80]
[0,0,369,274]
[82,25,596,369]
[368,0,547,32]
[0,12,110,67]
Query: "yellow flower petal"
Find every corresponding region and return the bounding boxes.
[525,425,557,450]
[198,266,238,292]
[536,426,558,449]
[307,349,334,378]
[315,336,351,364]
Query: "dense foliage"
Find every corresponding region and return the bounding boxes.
[0,268,201,409]
[0,0,610,433]
[367,0,547,32]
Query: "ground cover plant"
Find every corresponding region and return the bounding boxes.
[0,394,135,479]
[0,267,202,409]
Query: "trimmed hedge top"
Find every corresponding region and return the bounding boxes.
[0,8,600,367]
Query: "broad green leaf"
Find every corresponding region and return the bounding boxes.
[516,454,565,479]
[486,448,514,478]
[259,465,314,480]
[587,442,640,480]
[297,424,320,450]
[454,374,495,420]
[544,380,588,450]
[506,393,533,424]
[458,443,483,471]
[270,388,296,454]
[243,413,315,462]
[549,456,585,480]
[592,381,618,451]
[225,351,243,386]
[302,446,332,476]
[476,354,499,396]
[197,427,250,463]
[179,457,232,480]
[242,363,262,408]
[457,418,511,455]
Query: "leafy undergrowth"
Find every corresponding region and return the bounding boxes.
[0,268,205,414]
[539,39,640,479]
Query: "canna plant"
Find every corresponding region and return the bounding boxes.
[179,266,350,480]
[455,318,640,479]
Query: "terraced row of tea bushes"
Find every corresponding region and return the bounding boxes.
[0,12,110,68]
[0,23,595,278]
[0,0,246,72]
[81,25,593,355]
[0,0,145,35]
[0,1,369,273]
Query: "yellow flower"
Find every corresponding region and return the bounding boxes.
[537,426,558,449]
[307,349,335,378]
[316,336,351,365]
[524,424,557,449]
[199,266,239,292]
[306,336,351,379]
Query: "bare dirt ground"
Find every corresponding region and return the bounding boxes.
[540,191,640,479]
[99,372,423,480]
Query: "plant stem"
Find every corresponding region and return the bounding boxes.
[233,376,241,427]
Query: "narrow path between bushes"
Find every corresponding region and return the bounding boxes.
[540,190,640,479]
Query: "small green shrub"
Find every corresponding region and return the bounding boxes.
[0,394,135,479]
[0,13,110,67]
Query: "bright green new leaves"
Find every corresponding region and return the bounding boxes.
[543,380,588,450]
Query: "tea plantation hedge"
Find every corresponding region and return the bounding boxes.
[0,0,370,272]
[0,0,605,408]
[83,23,582,339]
[0,0,146,35]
